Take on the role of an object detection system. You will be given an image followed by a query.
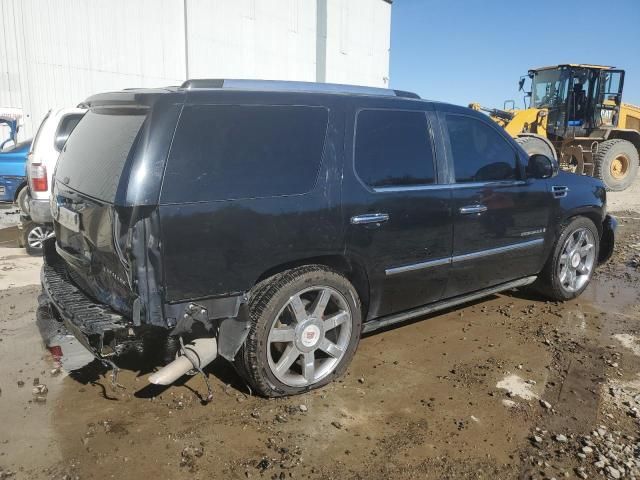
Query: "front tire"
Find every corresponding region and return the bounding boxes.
[535,217,599,301]
[235,265,362,397]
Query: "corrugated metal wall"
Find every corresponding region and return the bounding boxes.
[0,0,391,138]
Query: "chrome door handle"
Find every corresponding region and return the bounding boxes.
[350,213,390,225]
[459,204,488,215]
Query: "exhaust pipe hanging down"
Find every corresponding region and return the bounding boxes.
[148,338,218,398]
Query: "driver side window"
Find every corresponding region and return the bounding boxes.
[446,114,519,183]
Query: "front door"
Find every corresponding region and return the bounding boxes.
[343,104,453,319]
[439,111,552,297]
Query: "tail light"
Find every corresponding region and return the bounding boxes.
[30,164,48,192]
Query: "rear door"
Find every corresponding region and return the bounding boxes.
[438,109,552,297]
[343,102,453,319]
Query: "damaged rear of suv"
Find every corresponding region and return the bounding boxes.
[42,82,349,397]
[41,79,616,399]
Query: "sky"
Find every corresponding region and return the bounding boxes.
[389,0,640,109]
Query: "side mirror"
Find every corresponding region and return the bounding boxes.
[518,77,526,91]
[527,154,558,179]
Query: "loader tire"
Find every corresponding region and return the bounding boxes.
[515,136,556,159]
[593,139,639,191]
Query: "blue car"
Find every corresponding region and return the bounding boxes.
[0,139,31,206]
[1,113,31,209]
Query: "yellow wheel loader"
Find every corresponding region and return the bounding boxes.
[470,64,640,191]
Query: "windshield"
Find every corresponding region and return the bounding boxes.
[55,108,147,203]
[531,69,570,108]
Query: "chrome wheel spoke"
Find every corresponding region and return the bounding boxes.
[577,262,591,275]
[270,327,296,343]
[275,345,300,374]
[567,269,577,290]
[319,338,344,358]
[302,352,315,382]
[559,266,568,283]
[324,311,348,331]
[579,243,594,256]
[289,294,307,322]
[311,289,331,318]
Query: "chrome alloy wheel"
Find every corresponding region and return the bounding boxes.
[557,227,596,293]
[27,226,54,249]
[267,286,352,387]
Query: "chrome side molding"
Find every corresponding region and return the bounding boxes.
[385,238,544,276]
[386,257,450,276]
[452,238,544,263]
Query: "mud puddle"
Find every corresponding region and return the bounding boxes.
[0,217,638,479]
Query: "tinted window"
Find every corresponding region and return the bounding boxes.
[162,105,328,203]
[56,108,147,202]
[446,114,518,182]
[355,109,435,188]
[54,113,84,152]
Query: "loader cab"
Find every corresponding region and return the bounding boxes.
[528,64,625,138]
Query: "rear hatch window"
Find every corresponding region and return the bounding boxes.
[56,108,147,202]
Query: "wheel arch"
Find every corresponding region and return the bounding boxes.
[13,180,28,202]
[253,254,371,318]
[557,209,603,238]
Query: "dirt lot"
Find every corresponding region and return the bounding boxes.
[0,197,639,479]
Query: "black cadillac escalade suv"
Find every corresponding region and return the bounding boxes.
[40,79,616,397]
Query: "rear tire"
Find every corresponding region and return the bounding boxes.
[23,221,53,256]
[15,186,29,215]
[515,136,556,159]
[535,217,599,301]
[235,265,362,397]
[593,139,639,191]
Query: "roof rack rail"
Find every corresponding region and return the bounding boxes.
[180,79,420,99]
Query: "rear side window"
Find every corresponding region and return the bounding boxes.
[354,109,435,188]
[54,114,84,152]
[161,105,328,203]
[445,114,518,183]
[56,108,147,202]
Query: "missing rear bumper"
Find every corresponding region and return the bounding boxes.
[40,238,137,358]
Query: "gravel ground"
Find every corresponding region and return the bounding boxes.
[0,210,638,479]
[0,205,20,231]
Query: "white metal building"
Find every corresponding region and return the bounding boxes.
[0,0,392,138]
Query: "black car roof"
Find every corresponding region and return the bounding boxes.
[84,79,422,108]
